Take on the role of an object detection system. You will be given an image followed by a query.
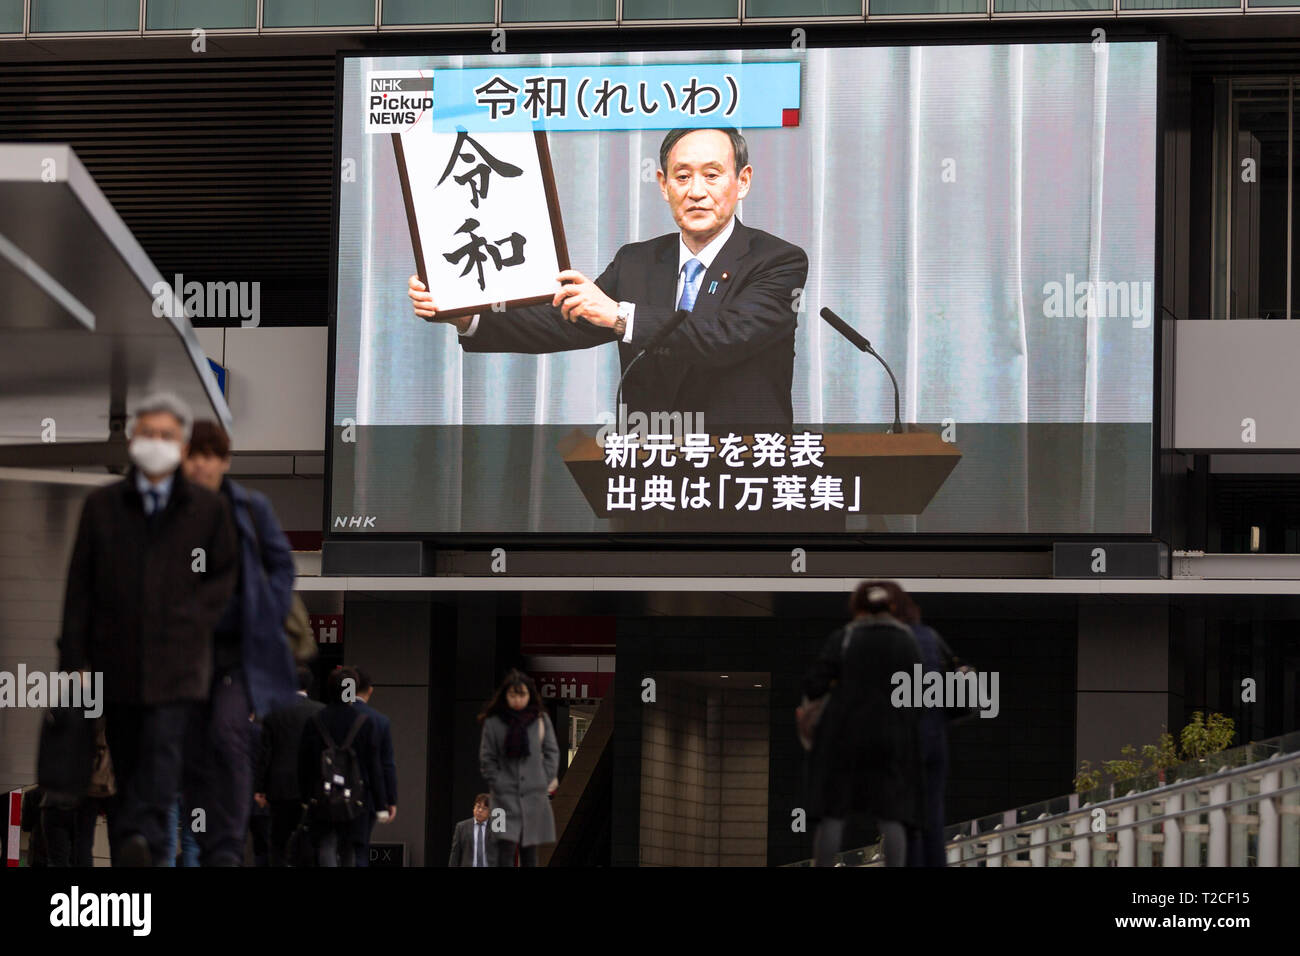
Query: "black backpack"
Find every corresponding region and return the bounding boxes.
[310,712,368,823]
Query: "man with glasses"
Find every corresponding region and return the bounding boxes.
[449,794,498,867]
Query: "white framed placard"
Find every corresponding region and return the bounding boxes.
[392,129,570,319]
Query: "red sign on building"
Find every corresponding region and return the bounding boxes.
[310,614,343,647]
[533,671,613,701]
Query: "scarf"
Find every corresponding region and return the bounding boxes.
[502,705,539,759]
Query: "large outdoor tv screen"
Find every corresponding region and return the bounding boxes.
[330,42,1157,535]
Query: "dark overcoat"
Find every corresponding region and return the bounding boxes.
[222,478,298,718]
[803,613,925,826]
[58,468,238,705]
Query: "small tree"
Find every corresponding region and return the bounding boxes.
[1074,760,1102,794]
[1142,732,1180,773]
[1204,712,1235,755]
[1180,711,1236,761]
[1073,716,1237,794]
[1103,744,1144,786]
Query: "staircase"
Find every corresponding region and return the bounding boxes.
[792,729,1300,866]
[540,691,614,867]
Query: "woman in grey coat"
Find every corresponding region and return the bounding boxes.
[478,669,559,867]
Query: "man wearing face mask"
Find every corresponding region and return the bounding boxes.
[58,392,238,867]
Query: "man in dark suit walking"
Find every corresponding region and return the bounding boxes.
[255,666,324,866]
[350,668,397,867]
[410,126,809,429]
[58,392,238,866]
[182,419,299,866]
[297,666,388,867]
[449,794,497,867]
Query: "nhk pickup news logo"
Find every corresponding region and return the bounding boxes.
[365,71,433,133]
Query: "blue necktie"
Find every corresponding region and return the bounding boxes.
[145,489,161,523]
[678,258,705,312]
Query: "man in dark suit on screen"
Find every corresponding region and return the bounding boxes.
[410,127,809,429]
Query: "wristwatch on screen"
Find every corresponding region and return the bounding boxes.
[614,300,633,338]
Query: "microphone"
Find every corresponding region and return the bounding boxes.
[615,308,693,426]
[819,307,905,434]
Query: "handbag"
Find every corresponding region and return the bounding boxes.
[944,666,979,725]
[928,628,977,725]
[796,626,855,752]
[87,719,116,799]
[36,700,98,798]
[244,497,317,662]
[283,594,317,662]
[538,716,559,793]
[795,695,828,753]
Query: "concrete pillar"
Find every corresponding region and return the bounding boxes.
[1282,776,1300,868]
[1076,601,1177,774]
[985,827,1003,867]
[1183,790,1204,867]
[1072,813,1092,867]
[1117,801,1136,867]
[0,475,98,795]
[1208,781,1229,867]
[342,596,432,866]
[1163,792,1183,867]
[439,600,521,866]
[1029,814,1047,867]
[1258,770,1280,867]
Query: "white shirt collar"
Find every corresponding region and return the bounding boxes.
[678,216,736,275]
[134,469,174,499]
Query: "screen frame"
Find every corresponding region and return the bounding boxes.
[324,27,1167,551]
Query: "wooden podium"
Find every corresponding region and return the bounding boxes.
[558,429,962,532]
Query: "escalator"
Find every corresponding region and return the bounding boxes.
[541,690,614,867]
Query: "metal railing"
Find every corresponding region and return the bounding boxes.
[793,729,1300,866]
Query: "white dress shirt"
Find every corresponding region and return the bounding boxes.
[135,470,174,514]
[473,819,487,867]
[458,216,737,346]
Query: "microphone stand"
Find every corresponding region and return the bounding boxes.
[819,307,906,434]
[613,308,692,431]
[869,347,905,435]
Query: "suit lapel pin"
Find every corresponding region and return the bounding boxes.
[708,280,719,295]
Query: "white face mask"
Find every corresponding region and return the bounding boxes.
[129,437,182,476]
